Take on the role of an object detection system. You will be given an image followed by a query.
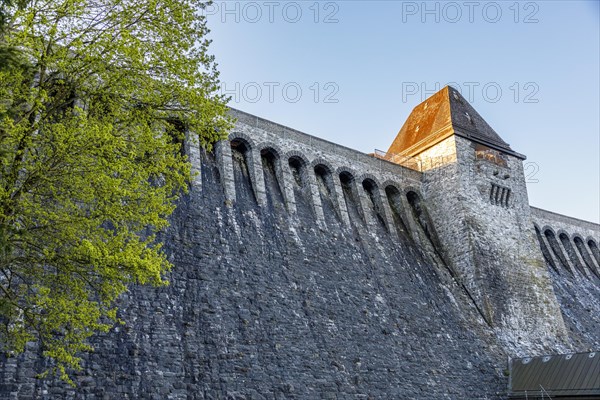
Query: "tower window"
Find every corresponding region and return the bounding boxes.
[489,183,511,208]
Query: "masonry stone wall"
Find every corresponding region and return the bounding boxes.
[221,109,423,239]
[530,206,600,280]
[0,108,598,399]
[529,206,600,353]
[417,134,568,356]
[457,135,568,350]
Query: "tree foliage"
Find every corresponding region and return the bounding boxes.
[0,0,230,381]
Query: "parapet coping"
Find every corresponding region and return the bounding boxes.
[227,107,423,183]
[530,206,600,233]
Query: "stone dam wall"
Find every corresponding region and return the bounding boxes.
[0,108,598,399]
[529,207,600,353]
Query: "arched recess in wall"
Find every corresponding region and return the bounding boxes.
[230,136,256,203]
[286,152,309,188]
[229,132,256,148]
[286,151,312,215]
[559,231,587,278]
[544,228,571,275]
[588,238,600,266]
[573,236,599,279]
[384,183,411,240]
[258,144,285,207]
[360,175,387,231]
[534,224,559,273]
[313,161,340,223]
[405,190,448,268]
[338,168,363,225]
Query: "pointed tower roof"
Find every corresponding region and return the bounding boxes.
[387,86,525,159]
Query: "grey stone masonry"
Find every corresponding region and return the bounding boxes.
[332,174,351,227]
[214,139,235,203]
[306,164,326,227]
[279,157,297,215]
[1,104,599,399]
[531,206,600,280]
[248,145,267,206]
[530,209,600,354]
[184,132,203,190]
[224,108,423,230]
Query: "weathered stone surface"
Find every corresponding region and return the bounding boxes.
[530,207,600,351]
[0,98,598,399]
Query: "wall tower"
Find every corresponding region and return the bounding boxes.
[386,86,568,352]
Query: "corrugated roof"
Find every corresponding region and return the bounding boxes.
[387,86,525,160]
[509,351,600,399]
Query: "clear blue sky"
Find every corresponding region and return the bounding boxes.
[205,0,600,223]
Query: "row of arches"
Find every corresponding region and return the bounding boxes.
[223,134,438,251]
[534,224,600,280]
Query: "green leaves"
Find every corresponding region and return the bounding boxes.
[0,0,231,382]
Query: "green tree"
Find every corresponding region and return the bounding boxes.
[0,0,231,382]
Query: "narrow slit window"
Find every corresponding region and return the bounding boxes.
[490,183,511,207]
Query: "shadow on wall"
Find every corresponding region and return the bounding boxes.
[535,224,600,281]
[220,137,447,248]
